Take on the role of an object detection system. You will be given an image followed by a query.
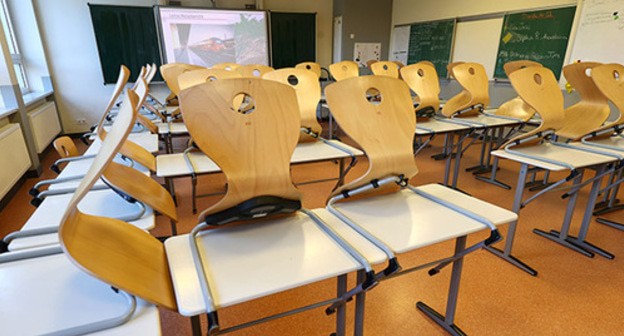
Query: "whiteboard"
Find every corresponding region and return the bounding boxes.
[569,0,624,64]
[391,26,410,65]
[451,18,504,79]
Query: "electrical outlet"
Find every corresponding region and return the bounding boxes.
[76,118,87,125]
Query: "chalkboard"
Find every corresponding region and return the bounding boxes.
[89,4,162,84]
[270,12,316,68]
[494,7,576,79]
[407,19,455,78]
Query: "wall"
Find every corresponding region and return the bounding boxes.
[391,0,582,108]
[334,0,393,62]
[33,0,332,133]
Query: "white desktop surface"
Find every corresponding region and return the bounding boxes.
[86,132,159,154]
[0,253,160,335]
[415,118,471,134]
[49,157,150,191]
[165,212,365,316]
[320,184,516,254]
[157,140,363,178]
[452,114,521,127]
[9,189,155,251]
[491,142,617,171]
[157,122,188,135]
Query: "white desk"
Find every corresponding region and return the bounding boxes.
[485,142,618,275]
[86,133,159,155]
[48,157,150,191]
[9,189,155,251]
[157,121,188,135]
[0,253,160,335]
[164,211,380,316]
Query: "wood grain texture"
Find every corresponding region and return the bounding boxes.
[371,61,400,78]
[179,78,302,219]
[263,68,322,142]
[177,69,242,92]
[504,67,565,146]
[60,90,178,311]
[160,63,206,97]
[441,62,490,117]
[53,136,79,158]
[496,60,542,121]
[446,61,465,79]
[400,62,440,120]
[557,62,610,140]
[325,76,419,196]
[95,66,130,136]
[295,62,322,78]
[236,64,275,78]
[212,62,240,71]
[591,63,624,137]
[329,61,359,81]
[145,63,157,84]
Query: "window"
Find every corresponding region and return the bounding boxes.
[0,0,29,93]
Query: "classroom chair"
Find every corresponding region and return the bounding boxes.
[236,64,274,77]
[370,60,400,78]
[319,74,515,335]
[60,77,372,336]
[495,60,542,122]
[0,90,161,335]
[481,66,620,275]
[212,62,240,71]
[329,60,359,81]
[295,61,322,78]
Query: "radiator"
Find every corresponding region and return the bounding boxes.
[0,124,31,199]
[28,101,61,154]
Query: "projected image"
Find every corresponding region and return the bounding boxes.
[159,8,268,67]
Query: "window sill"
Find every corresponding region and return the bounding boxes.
[0,106,18,119]
[22,89,54,108]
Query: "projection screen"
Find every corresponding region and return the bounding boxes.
[157,7,269,67]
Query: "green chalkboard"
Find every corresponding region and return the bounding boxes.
[494,7,576,79]
[89,4,162,84]
[407,19,455,78]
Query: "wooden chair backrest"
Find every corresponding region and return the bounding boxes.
[329,61,359,81]
[371,61,400,78]
[504,67,565,146]
[177,69,242,92]
[59,90,178,311]
[400,62,440,119]
[393,60,405,68]
[446,61,465,79]
[145,63,157,85]
[591,63,624,134]
[366,59,378,68]
[95,66,131,136]
[99,78,157,172]
[53,136,79,158]
[212,62,240,71]
[131,66,146,91]
[160,63,205,96]
[557,62,610,140]
[179,78,302,218]
[325,76,418,197]
[441,62,490,117]
[295,62,322,78]
[263,68,322,142]
[504,60,542,76]
[495,61,543,121]
[236,64,274,78]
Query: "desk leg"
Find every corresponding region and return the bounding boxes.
[192,175,198,214]
[337,158,346,187]
[354,270,366,336]
[191,315,202,336]
[533,170,595,258]
[432,134,451,160]
[166,176,177,205]
[475,157,512,190]
[484,163,538,276]
[329,112,334,140]
[443,134,455,186]
[466,129,488,172]
[334,275,347,336]
[417,236,467,336]
[451,132,465,190]
[594,167,623,215]
[564,166,614,259]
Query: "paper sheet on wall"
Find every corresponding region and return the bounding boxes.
[353,43,381,67]
[391,26,410,65]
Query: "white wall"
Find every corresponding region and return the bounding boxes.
[392,0,577,25]
[32,0,161,133]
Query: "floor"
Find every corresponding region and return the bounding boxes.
[1,129,623,336]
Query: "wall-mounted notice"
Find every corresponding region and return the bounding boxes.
[406,19,455,78]
[354,43,381,67]
[391,26,410,65]
[494,7,576,79]
[157,7,269,67]
[569,0,624,65]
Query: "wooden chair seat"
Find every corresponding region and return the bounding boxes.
[441,62,489,118]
